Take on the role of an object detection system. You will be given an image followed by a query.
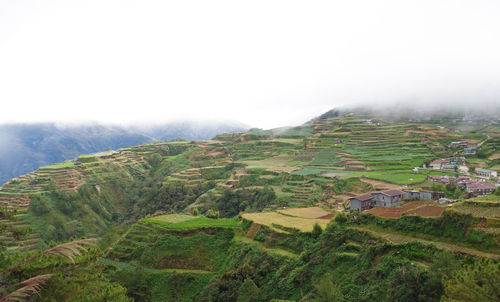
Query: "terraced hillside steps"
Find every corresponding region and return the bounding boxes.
[41,168,86,191]
[285,181,314,206]
[0,193,31,211]
[0,214,41,252]
[245,223,261,239]
[294,148,322,161]
[171,168,202,180]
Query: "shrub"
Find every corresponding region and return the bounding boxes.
[312,223,323,238]
[29,195,51,216]
[206,209,220,219]
[237,279,260,302]
[334,212,347,225]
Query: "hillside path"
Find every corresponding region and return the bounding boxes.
[350,226,500,259]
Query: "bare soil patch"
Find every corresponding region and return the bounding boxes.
[365,207,403,218]
[405,205,445,217]
[489,153,500,160]
[366,201,444,218]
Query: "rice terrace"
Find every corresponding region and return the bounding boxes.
[1,109,500,301]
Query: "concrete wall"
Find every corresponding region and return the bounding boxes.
[349,199,362,211]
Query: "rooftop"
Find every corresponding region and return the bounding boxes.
[350,194,374,201]
[477,169,495,173]
[466,182,497,190]
[374,189,405,197]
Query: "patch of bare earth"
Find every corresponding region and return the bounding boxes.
[488,153,500,160]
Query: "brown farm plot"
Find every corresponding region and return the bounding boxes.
[489,153,500,160]
[365,207,403,218]
[405,206,445,217]
[365,201,445,218]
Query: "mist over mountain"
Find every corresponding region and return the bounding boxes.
[0,121,248,185]
[310,103,500,123]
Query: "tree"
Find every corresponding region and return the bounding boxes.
[309,275,344,302]
[334,212,347,225]
[388,263,442,302]
[29,195,50,216]
[312,223,323,238]
[237,279,260,302]
[206,209,219,219]
[193,208,199,216]
[148,153,163,168]
[443,258,500,302]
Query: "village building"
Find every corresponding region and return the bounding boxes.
[348,194,375,211]
[419,190,445,201]
[463,146,477,155]
[404,190,420,201]
[449,141,468,148]
[371,189,405,207]
[465,182,497,196]
[476,169,498,179]
[429,157,464,171]
[430,175,456,184]
[350,188,446,211]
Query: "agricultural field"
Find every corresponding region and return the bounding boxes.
[453,205,500,218]
[352,226,500,259]
[242,211,331,232]
[38,161,76,170]
[366,201,446,218]
[277,206,333,219]
[142,215,240,230]
[2,110,500,301]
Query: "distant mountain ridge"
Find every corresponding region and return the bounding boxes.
[0,121,248,185]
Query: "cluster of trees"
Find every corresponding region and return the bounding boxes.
[195,220,499,302]
[357,211,497,251]
[430,182,466,199]
[215,187,277,217]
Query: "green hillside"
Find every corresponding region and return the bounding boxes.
[1,111,500,301]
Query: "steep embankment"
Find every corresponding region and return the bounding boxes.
[99,212,477,301]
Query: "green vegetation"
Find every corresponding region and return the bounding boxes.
[357,211,498,252]
[39,161,76,170]
[142,216,240,230]
[1,111,500,301]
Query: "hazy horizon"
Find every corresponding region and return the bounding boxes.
[1,0,499,128]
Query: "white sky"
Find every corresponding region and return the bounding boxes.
[0,0,499,128]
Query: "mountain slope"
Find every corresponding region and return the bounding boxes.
[1,110,499,301]
[0,121,247,185]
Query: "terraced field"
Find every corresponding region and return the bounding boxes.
[277,206,333,219]
[283,180,314,206]
[242,211,331,232]
[365,201,445,218]
[453,205,500,218]
[351,226,500,259]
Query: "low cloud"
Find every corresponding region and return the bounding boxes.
[0,0,499,128]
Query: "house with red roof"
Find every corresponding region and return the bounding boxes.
[465,182,497,196]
